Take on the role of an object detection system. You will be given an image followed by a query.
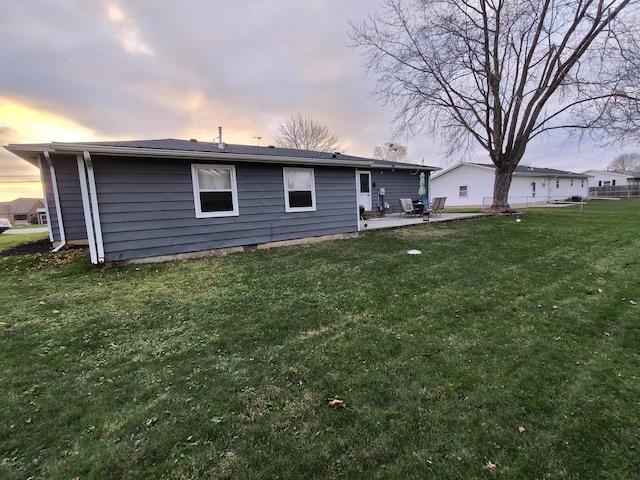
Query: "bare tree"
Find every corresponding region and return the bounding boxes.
[273,114,343,152]
[609,152,640,172]
[350,0,640,212]
[372,142,408,162]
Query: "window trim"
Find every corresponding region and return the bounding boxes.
[459,185,468,197]
[283,167,316,213]
[191,164,239,218]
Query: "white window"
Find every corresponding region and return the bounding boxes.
[556,179,560,188]
[192,164,239,218]
[284,167,316,212]
[459,185,468,197]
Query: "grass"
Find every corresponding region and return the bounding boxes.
[0,231,48,252]
[1,201,639,479]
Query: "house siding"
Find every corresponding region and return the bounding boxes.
[48,154,87,242]
[41,165,60,241]
[370,168,427,214]
[92,157,358,262]
[432,164,589,207]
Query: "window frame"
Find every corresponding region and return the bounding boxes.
[191,164,239,218]
[459,185,468,197]
[283,167,316,213]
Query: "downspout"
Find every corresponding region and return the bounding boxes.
[83,151,105,263]
[77,154,99,264]
[43,152,67,251]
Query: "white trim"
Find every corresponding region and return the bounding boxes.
[40,155,54,242]
[191,164,239,218]
[44,152,66,248]
[77,155,98,264]
[283,167,316,213]
[83,152,105,262]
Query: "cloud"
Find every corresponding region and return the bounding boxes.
[1,0,620,203]
[105,3,155,56]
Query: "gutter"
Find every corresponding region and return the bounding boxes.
[43,152,67,252]
[76,152,105,264]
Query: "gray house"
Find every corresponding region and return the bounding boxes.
[5,139,438,264]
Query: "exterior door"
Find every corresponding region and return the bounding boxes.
[358,171,372,210]
[531,182,536,198]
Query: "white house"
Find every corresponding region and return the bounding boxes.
[581,169,630,187]
[430,163,590,208]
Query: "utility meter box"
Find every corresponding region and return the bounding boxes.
[379,187,386,196]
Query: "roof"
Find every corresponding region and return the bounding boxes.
[0,197,44,214]
[432,162,589,179]
[5,138,439,172]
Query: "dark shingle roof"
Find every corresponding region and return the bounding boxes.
[471,163,588,178]
[75,139,432,169]
[6,138,438,171]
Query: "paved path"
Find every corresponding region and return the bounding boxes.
[361,212,486,230]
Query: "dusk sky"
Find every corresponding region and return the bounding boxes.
[0,1,630,201]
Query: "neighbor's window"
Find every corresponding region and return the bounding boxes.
[192,164,239,218]
[284,167,316,212]
[459,185,468,197]
[556,179,560,188]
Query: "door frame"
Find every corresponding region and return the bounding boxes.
[357,170,372,211]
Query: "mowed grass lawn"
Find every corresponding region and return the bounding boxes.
[1,201,639,479]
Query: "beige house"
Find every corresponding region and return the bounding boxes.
[0,197,46,224]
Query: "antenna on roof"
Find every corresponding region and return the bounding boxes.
[253,136,262,146]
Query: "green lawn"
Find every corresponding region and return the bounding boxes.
[0,231,48,252]
[1,201,639,479]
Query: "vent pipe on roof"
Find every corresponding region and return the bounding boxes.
[217,126,225,149]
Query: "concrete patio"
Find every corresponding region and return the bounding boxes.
[360,212,486,230]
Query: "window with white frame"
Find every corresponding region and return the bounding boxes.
[284,167,316,212]
[556,179,560,188]
[192,164,239,218]
[459,185,468,197]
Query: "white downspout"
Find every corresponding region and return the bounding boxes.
[83,151,105,263]
[43,152,67,251]
[77,154,98,264]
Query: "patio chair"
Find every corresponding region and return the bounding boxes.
[399,198,419,216]
[430,197,447,215]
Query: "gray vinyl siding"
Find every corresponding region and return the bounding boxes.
[50,154,87,242]
[40,161,60,242]
[371,169,429,214]
[92,157,358,262]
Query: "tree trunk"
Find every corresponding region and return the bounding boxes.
[487,163,518,213]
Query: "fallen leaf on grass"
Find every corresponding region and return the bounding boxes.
[598,288,604,294]
[604,332,611,337]
[518,426,526,433]
[552,305,559,310]
[38,301,46,306]
[327,398,345,408]
[108,343,117,350]
[52,310,60,314]
[630,300,637,305]
[487,460,497,470]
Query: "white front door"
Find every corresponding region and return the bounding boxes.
[358,171,372,210]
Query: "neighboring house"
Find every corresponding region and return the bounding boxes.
[585,169,640,198]
[0,197,45,224]
[430,162,590,208]
[5,139,438,264]
[582,169,630,187]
